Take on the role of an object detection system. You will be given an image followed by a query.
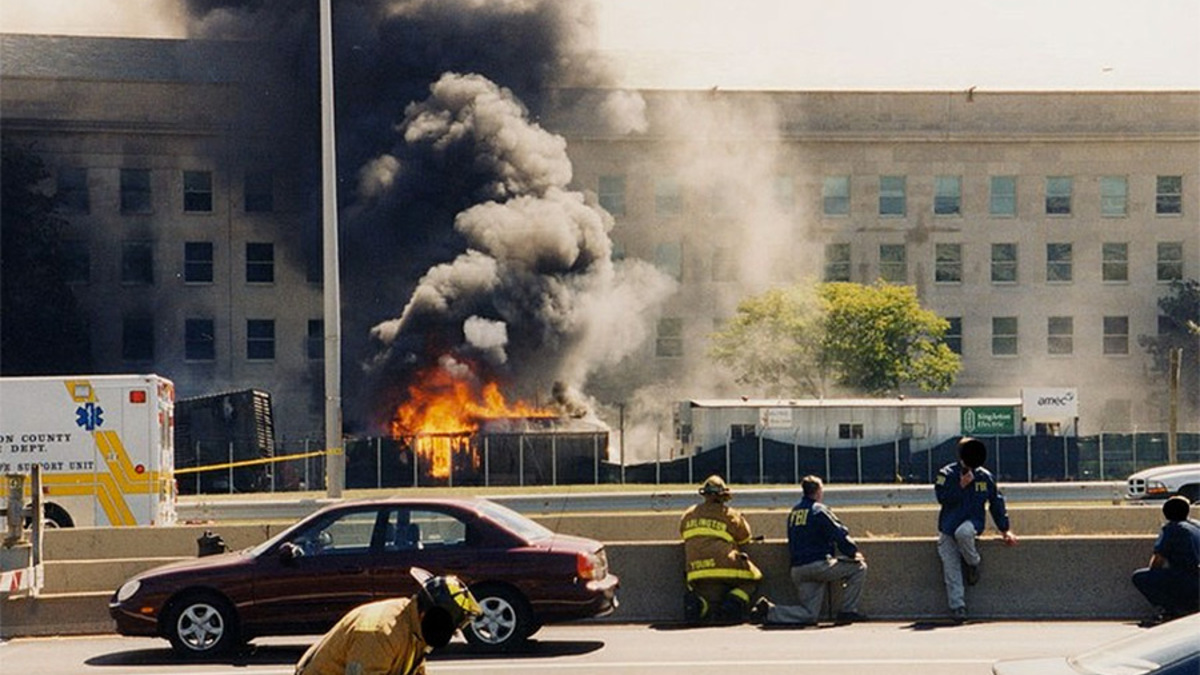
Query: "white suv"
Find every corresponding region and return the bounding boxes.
[1126,462,1200,502]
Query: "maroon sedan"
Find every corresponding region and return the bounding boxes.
[109,497,618,657]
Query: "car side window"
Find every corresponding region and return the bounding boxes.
[293,509,380,556]
[408,509,467,549]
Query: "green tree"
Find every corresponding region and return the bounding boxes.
[819,282,960,394]
[1,137,92,374]
[1138,278,1200,413]
[710,285,827,396]
[711,281,961,397]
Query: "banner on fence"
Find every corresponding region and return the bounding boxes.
[1022,388,1079,420]
[962,406,1016,435]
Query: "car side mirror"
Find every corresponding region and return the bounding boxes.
[279,542,304,563]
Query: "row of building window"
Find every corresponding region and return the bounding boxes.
[121,317,324,362]
[824,241,1186,285]
[60,241,277,285]
[656,314,1153,359]
[597,174,1186,218]
[55,168,274,215]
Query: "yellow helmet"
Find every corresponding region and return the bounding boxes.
[699,475,731,500]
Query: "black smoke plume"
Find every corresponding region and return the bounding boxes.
[183,0,670,433]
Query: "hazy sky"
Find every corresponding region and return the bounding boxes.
[3,0,1198,90]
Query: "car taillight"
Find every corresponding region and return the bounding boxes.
[577,549,608,580]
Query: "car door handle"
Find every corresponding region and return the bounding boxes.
[337,566,365,575]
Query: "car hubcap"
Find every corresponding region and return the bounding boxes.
[471,596,516,644]
[177,603,224,650]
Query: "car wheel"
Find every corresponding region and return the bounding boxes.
[463,584,532,651]
[1179,485,1200,503]
[166,592,239,658]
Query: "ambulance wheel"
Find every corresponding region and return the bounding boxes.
[43,503,74,528]
[166,591,240,658]
[463,583,532,651]
[23,503,73,529]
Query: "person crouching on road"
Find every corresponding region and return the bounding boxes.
[751,475,867,626]
[1131,495,1200,626]
[680,475,763,624]
[295,567,481,675]
[934,437,1018,624]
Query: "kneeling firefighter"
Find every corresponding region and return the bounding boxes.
[679,475,764,623]
[295,567,481,675]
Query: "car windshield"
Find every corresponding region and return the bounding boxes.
[1069,614,1200,675]
[475,499,554,542]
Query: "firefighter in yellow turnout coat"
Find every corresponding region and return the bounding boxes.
[680,475,763,623]
[295,568,480,675]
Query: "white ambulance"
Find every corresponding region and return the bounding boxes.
[0,374,177,527]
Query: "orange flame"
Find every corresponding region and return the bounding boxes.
[389,364,555,479]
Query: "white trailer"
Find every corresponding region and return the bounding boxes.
[0,374,176,527]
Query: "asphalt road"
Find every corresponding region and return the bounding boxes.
[1,620,1143,675]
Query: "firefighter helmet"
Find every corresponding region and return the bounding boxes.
[699,475,731,500]
[410,567,482,630]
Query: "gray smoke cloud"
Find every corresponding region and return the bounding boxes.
[178,0,666,440]
[366,73,674,423]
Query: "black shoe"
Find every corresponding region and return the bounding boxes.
[835,611,868,625]
[962,559,979,586]
[749,598,773,625]
[951,607,968,624]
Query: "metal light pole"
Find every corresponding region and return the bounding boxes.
[320,0,344,497]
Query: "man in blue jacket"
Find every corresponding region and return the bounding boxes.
[1131,495,1200,625]
[751,475,867,626]
[935,437,1017,623]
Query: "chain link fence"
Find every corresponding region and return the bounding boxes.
[177,432,1199,493]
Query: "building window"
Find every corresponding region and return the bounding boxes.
[1099,176,1127,217]
[62,240,90,284]
[823,176,850,216]
[1046,242,1073,283]
[1047,316,1073,355]
[183,170,213,212]
[184,242,214,283]
[122,315,155,362]
[656,318,683,358]
[990,176,1016,217]
[308,320,324,360]
[773,175,794,213]
[944,316,962,354]
[598,175,625,216]
[992,316,1018,356]
[879,175,906,216]
[1102,242,1128,282]
[246,242,275,283]
[247,319,275,361]
[934,176,962,215]
[244,171,274,213]
[655,177,683,215]
[879,244,907,283]
[730,424,756,440]
[654,241,682,281]
[1103,316,1129,355]
[991,243,1018,284]
[711,247,738,282]
[121,241,154,285]
[185,319,216,361]
[838,423,864,440]
[56,167,89,214]
[1157,242,1184,282]
[934,243,962,284]
[1045,176,1072,215]
[1156,175,1182,215]
[120,168,152,213]
[824,243,851,282]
